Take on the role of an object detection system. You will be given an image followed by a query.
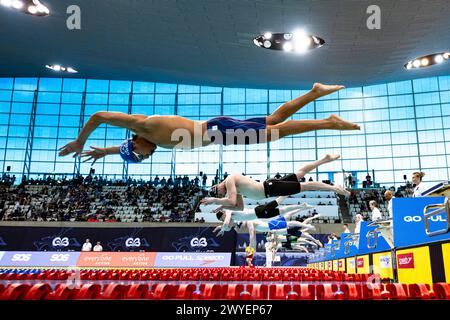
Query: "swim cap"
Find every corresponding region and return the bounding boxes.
[119,139,140,163]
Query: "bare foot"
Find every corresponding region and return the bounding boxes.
[323,154,341,162]
[312,83,345,97]
[334,185,350,197]
[327,114,360,130]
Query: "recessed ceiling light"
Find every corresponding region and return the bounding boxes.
[263,32,272,40]
[405,52,449,69]
[434,54,444,64]
[421,58,429,66]
[263,40,271,48]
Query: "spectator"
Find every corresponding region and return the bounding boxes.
[93,241,103,252]
[343,223,351,233]
[308,177,313,182]
[82,239,92,252]
[327,234,337,244]
[369,200,382,221]
[384,190,394,218]
[354,214,363,234]
[411,171,426,197]
[274,172,282,179]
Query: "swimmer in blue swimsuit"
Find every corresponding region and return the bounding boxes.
[60,83,360,163]
[214,199,319,249]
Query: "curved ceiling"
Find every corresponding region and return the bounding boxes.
[1,0,449,89]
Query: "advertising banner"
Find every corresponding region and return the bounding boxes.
[77,252,156,268]
[0,226,236,254]
[392,197,449,248]
[357,221,391,255]
[154,252,231,267]
[0,251,80,267]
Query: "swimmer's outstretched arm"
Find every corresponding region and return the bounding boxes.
[248,222,256,249]
[212,195,244,212]
[59,112,147,157]
[80,146,120,165]
[201,176,239,207]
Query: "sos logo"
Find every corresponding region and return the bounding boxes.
[11,254,32,262]
[50,254,70,262]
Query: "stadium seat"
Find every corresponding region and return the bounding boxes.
[340,283,360,300]
[201,284,222,300]
[174,284,196,299]
[23,283,53,300]
[433,283,450,300]
[315,284,335,300]
[75,284,102,299]
[49,284,80,300]
[408,284,432,300]
[269,284,290,300]
[102,283,127,299]
[0,283,31,300]
[152,284,174,300]
[298,284,315,300]
[384,283,407,300]
[125,284,150,299]
[222,284,245,300]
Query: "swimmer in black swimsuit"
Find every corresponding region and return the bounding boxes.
[202,154,349,210]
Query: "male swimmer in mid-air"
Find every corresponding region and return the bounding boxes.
[201,154,349,210]
[267,229,323,251]
[213,200,317,249]
[214,195,313,225]
[58,83,359,163]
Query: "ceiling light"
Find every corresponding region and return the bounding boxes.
[12,0,23,9]
[283,42,293,52]
[46,64,78,73]
[67,67,78,73]
[404,52,450,69]
[27,4,36,13]
[263,32,272,39]
[254,31,325,53]
[435,54,444,64]
[1,0,49,16]
[1,0,12,6]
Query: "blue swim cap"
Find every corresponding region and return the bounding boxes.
[119,139,139,163]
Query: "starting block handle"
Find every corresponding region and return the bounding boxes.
[423,198,450,237]
[366,230,378,249]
